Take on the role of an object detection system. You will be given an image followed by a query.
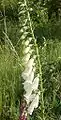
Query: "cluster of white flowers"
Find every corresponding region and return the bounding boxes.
[19,0,40,116]
[21,41,40,115]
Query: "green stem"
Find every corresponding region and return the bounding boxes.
[24,0,45,119]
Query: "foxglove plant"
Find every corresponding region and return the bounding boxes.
[21,41,40,116]
[18,0,45,119]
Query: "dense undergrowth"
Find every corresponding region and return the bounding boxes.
[0,0,61,120]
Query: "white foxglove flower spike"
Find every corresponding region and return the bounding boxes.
[19,0,45,118]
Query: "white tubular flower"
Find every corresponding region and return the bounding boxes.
[21,34,26,39]
[24,83,33,100]
[27,104,34,115]
[26,70,34,83]
[23,26,28,30]
[23,81,32,92]
[29,94,36,101]
[20,29,24,33]
[24,32,29,35]
[27,57,35,68]
[27,93,39,115]
[24,91,32,100]
[32,75,39,91]
[24,37,32,46]
[22,64,33,80]
[24,46,31,54]
[28,37,32,41]
[23,53,31,64]
[34,92,40,108]
[20,26,28,33]
[22,57,35,79]
[26,94,36,104]
[25,40,30,46]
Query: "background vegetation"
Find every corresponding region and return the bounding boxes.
[0,0,61,120]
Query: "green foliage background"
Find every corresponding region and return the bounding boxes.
[0,0,61,120]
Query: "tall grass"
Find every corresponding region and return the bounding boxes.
[40,39,61,63]
[0,45,23,120]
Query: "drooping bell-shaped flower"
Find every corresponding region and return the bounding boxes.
[24,38,32,46]
[26,70,34,83]
[25,94,36,104]
[32,75,39,91]
[24,46,30,54]
[22,65,33,80]
[23,81,32,92]
[22,53,31,65]
[27,93,40,115]
[22,57,35,80]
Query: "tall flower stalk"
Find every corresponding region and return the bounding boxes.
[18,0,45,119]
